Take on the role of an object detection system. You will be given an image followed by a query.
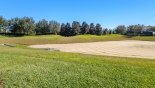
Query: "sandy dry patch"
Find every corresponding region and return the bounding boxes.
[29,40,155,59]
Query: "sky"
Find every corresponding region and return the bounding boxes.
[0,0,155,28]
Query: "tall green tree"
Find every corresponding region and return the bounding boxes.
[49,21,60,35]
[0,16,8,33]
[10,17,21,34]
[65,22,72,36]
[22,17,35,35]
[115,25,126,34]
[103,28,108,35]
[127,24,144,35]
[0,16,5,26]
[89,23,96,34]
[81,21,89,34]
[72,21,81,35]
[149,26,155,32]
[10,17,35,35]
[95,23,103,35]
[60,23,66,36]
[108,29,113,35]
[35,19,49,35]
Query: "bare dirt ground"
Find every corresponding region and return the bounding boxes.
[29,40,155,59]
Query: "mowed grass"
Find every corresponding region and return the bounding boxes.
[0,34,155,45]
[0,35,155,87]
[0,46,155,87]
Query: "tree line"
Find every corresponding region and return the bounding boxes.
[0,16,155,36]
[115,25,155,36]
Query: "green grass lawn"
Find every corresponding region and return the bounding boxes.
[0,34,155,45]
[0,46,155,88]
[0,35,155,88]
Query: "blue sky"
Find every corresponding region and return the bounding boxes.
[0,0,155,28]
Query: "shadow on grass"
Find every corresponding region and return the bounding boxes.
[0,34,25,37]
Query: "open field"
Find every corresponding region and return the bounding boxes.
[0,46,155,87]
[30,40,155,59]
[0,34,155,45]
[0,35,155,87]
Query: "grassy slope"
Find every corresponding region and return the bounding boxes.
[0,34,155,45]
[0,35,155,87]
[0,46,155,88]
